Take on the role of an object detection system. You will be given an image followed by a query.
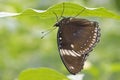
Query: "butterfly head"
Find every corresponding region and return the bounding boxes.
[54,17,71,27]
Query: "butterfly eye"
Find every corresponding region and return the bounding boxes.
[54,22,60,27]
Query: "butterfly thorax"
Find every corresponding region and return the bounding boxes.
[54,17,95,28]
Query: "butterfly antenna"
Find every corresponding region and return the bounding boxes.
[74,7,86,18]
[53,2,65,22]
[58,2,65,19]
[41,27,56,39]
[53,11,59,22]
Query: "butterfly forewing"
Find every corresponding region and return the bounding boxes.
[56,18,100,74]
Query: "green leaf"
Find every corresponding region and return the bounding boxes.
[0,2,120,20]
[18,68,69,80]
[111,63,120,72]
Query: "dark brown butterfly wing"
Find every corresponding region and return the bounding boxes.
[57,18,100,74]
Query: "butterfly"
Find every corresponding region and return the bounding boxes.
[54,17,100,74]
[47,2,101,75]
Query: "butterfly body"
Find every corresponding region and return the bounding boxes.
[54,17,100,74]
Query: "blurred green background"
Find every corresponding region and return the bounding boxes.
[0,0,120,80]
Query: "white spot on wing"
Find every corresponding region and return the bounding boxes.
[72,50,81,57]
[59,37,62,40]
[59,31,62,33]
[94,33,97,36]
[60,49,81,57]
[73,33,76,36]
[60,49,65,56]
[93,35,96,38]
[89,36,92,38]
[64,49,70,55]
[82,50,85,53]
[59,45,62,48]
[94,29,98,32]
[89,43,93,47]
[92,31,94,33]
[92,39,95,42]
[80,51,82,53]
[91,41,95,44]
[86,40,89,42]
[71,44,74,48]
[69,66,74,70]
[68,50,77,57]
